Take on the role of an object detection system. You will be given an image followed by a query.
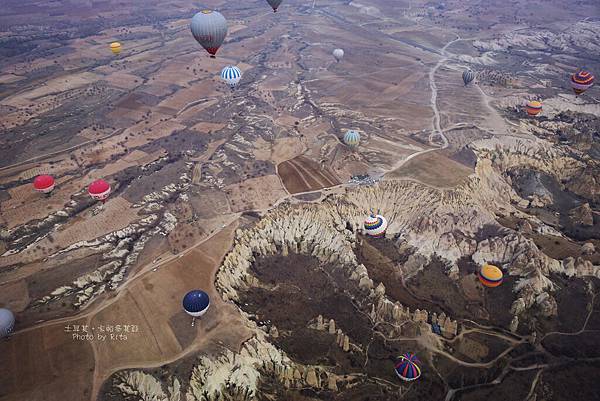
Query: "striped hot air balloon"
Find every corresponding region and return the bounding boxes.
[479,263,503,288]
[463,69,475,86]
[190,10,228,58]
[183,290,210,318]
[525,100,542,116]
[395,353,422,381]
[110,42,122,55]
[33,174,55,194]
[570,70,594,95]
[88,179,111,203]
[266,0,283,12]
[220,65,242,89]
[343,130,361,147]
[364,214,388,237]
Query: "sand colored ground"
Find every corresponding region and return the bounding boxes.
[278,156,341,194]
[225,175,288,212]
[0,175,74,229]
[0,318,95,401]
[0,221,250,401]
[387,150,473,188]
[0,197,137,269]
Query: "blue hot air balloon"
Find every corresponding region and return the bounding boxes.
[220,65,242,89]
[395,353,422,381]
[183,290,210,318]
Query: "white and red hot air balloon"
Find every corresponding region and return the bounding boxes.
[33,175,55,194]
[88,179,111,203]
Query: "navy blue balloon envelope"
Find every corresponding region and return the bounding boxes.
[182,290,210,318]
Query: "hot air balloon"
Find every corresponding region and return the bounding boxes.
[190,10,228,58]
[0,308,15,339]
[183,290,210,319]
[364,214,388,237]
[110,42,122,55]
[88,179,111,204]
[333,48,344,62]
[479,263,503,288]
[525,100,542,117]
[33,174,55,194]
[266,0,283,12]
[220,65,242,89]
[463,69,475,86]
[570,70,594,95]
[395,353,422,381]
[343,130,360,147]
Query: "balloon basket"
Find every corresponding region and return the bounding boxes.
[191,317,196,327]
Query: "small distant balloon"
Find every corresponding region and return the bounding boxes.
[0,308,15,339]
[333,48,344,62]
[33,174,55,194]
[88,179,111,204]
[183,290,210,317]
[462,69,475,86]
[525,100,542,117]
[266,0,283,12]
[220,65,242,89]
[570,69,594,95]
[190,10,228,58]
[110,42,122,55]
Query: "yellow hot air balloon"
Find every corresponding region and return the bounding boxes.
[110,42,122,55]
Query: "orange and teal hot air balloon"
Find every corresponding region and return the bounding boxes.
[479,263,503,288]
[570,70,594,95]
[525,100,542,117]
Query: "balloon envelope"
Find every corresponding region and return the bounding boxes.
[364,214,387,237]
[33,174,55,193]
[221,65,242,89]
[190,10,228,57]
[110,42,122,55]
[0,308,15,339]
[479,264,503,287]
[183,290,211,317]
[333,48,344,62]
[463,69,475,85]
[88,179,111,201]
[395,353,421,381]
[571,70,594,95]
[525,100,542,116]
[343,130,360,147]
[266,0,283,12]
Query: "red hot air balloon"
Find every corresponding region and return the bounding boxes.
[33,175,55,194]
[88,179,111,203]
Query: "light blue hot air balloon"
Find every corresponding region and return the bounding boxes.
[343,130,361,147]
[0,308,15,339]
[220,65,242,89]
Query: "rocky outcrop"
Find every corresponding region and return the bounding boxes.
[568,203,594,227]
